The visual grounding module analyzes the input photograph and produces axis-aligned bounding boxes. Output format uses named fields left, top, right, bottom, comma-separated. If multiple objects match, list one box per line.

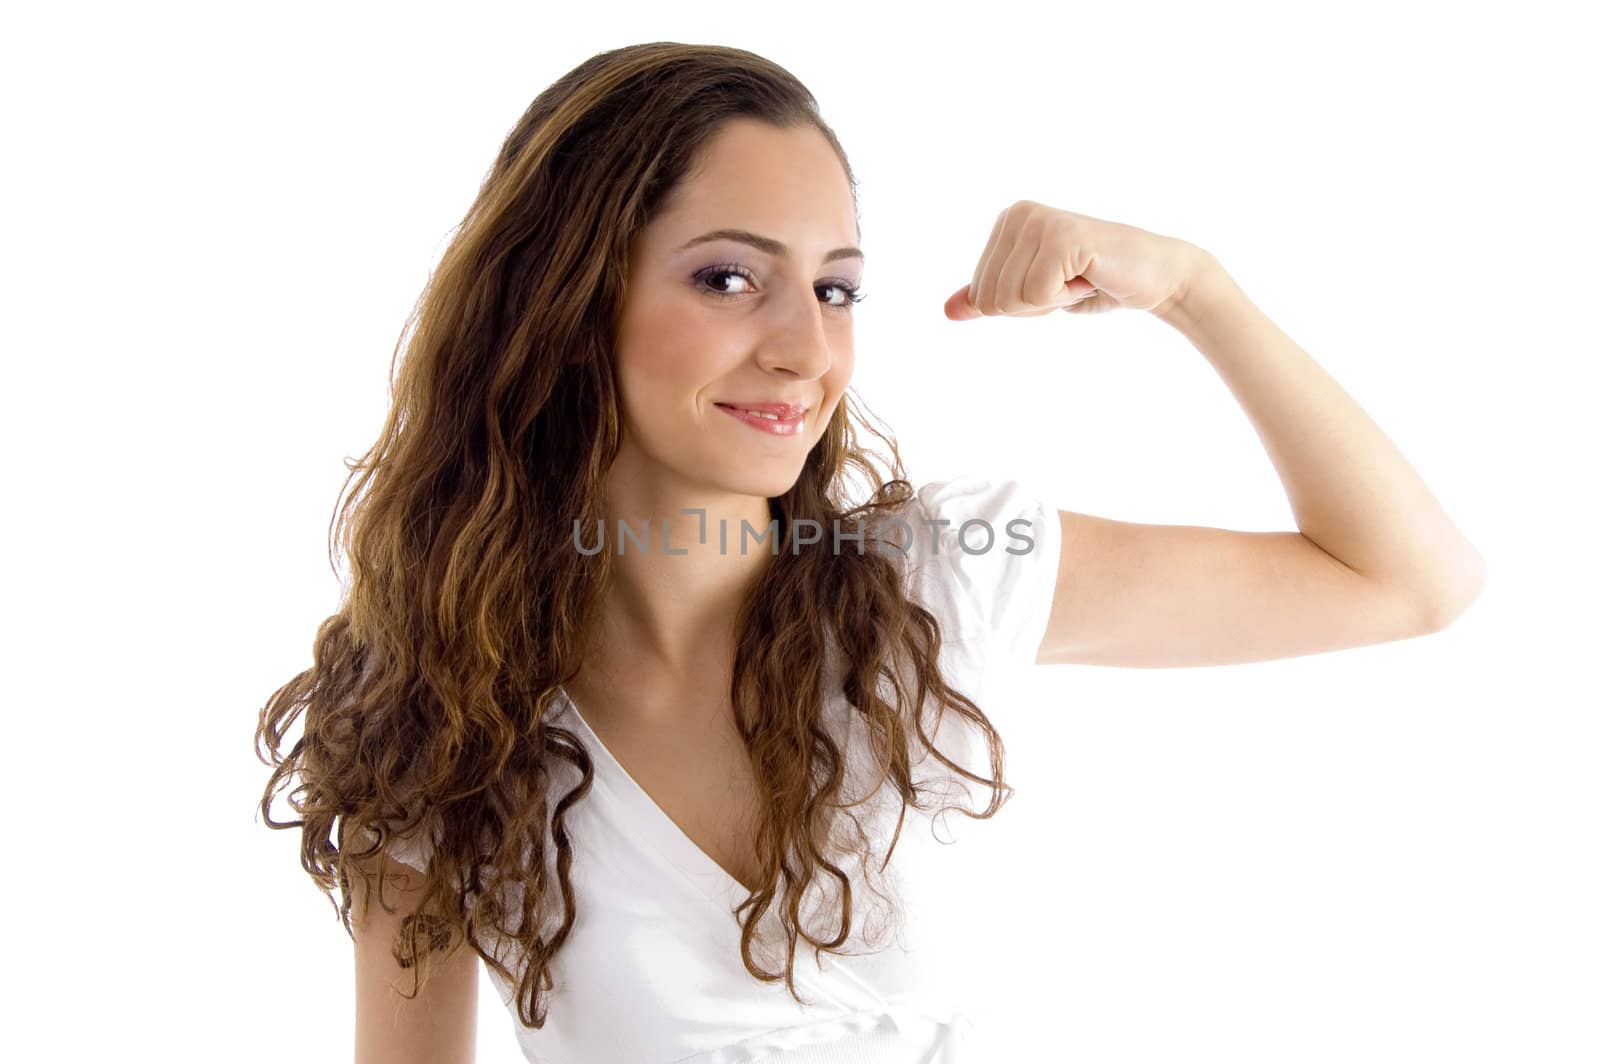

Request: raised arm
left=944, top=201, right=1485, bottom=668
left=1033, top=249, right=1485, bottom=668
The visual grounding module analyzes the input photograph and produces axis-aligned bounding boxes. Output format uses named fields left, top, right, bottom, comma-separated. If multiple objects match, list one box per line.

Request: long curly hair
left=254, top=41, right=1012, bottom=1029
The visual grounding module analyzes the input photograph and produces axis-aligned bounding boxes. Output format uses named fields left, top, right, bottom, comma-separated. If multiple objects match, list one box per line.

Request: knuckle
left=1044, top=211, right=1074, bottom=238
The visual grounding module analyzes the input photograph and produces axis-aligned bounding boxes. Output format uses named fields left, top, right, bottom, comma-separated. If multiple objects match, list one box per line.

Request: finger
left=1062, top=287, right=1113, bottom=314
left=1011, top=216, right=1062, bottom=312
left=995, top=214, right=1050, bottom=315
left=944, top=285, right=981, bottom=320
left=1061, top=276, right=1098, bottom=303
left=970, top=206, right=1019, bottom=316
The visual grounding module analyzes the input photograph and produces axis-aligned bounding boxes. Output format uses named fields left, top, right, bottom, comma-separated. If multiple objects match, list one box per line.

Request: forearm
left=1154, top=249, right=1487, bottom=624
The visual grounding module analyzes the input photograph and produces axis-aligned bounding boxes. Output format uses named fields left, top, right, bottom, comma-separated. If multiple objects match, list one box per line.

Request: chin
left=738, top=471, right=803, bottom=502
left=698, top=460, right=803, bottom=503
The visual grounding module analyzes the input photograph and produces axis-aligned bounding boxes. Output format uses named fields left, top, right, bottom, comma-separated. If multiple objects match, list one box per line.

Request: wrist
left=1151, top=243, right=1233, bottom=335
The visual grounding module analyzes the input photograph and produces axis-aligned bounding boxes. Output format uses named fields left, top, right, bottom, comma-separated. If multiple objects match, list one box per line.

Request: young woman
left=255, top=41, right=1485, bottom=1064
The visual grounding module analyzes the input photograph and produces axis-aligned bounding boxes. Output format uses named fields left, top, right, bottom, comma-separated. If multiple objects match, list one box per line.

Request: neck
left=583, top=461, right=779, bottom=684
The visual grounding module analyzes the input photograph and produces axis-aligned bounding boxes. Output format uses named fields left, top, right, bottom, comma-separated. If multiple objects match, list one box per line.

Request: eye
left=694, top=264, right=867, bottom=313
left=694, top=264, right=758, bottom=299
left=817, top=281, right=867, bottom=310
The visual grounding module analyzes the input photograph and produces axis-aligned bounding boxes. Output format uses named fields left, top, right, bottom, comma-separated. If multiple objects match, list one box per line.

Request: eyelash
left=693, top=263, right=866, bottom=311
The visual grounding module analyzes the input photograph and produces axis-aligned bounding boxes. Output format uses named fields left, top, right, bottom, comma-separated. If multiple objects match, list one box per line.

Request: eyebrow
left=673, top=228, right=864, bottom=266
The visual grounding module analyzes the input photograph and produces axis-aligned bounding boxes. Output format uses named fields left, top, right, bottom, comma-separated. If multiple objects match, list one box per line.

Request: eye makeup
left=690, top=263, right=866, bottom=310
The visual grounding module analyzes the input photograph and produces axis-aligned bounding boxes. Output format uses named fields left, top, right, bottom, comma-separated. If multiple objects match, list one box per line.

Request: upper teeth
left=744, top=409, right=788, bottom=419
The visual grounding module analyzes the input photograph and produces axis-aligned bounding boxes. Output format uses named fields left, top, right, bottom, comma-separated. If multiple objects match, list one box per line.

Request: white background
left=5, top=1, right=1594, bottom=1061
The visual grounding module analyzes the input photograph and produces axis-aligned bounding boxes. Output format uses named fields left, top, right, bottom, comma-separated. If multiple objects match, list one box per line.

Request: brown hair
left=254, top=41, right=1011, bottom=1029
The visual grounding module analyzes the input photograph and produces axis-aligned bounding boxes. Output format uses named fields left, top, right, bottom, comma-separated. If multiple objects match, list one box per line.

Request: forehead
left=645, top=118, right=858, bottom=252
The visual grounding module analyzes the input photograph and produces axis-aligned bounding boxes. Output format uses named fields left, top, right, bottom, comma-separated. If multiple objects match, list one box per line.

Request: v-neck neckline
left=555, top=686, right=756, bottom=906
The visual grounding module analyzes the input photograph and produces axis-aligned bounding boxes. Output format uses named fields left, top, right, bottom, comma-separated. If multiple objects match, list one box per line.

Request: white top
left=381, top=476, right=1062, bottom=1063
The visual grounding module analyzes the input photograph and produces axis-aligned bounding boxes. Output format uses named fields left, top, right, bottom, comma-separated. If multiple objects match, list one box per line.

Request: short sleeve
left=352, top=817, right=435, bottom=874
left=383, top=827, right=434, bottom=874
left=903, top=475, right=1062, bottom=670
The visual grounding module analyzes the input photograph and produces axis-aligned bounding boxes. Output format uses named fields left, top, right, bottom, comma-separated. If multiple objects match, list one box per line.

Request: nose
left=753, top=283, right=835, bottom=381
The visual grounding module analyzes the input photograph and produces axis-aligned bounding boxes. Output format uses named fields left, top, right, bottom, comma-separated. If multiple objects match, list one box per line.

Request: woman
left=255, top=41, right=1485, bottom=1063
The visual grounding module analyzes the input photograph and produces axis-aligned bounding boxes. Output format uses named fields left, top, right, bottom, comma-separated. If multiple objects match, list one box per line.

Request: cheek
left=827, top=344, right=856, bottom=390
left=615, top=314, right=744, bottom=441
left=618, top=301, right=721, bottom=391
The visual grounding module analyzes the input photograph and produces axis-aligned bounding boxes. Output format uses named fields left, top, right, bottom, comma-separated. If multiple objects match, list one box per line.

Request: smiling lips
left=714, top=400, right=809, bottom=437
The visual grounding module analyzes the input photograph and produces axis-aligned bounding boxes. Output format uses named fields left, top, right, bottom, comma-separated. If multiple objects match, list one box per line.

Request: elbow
left=1418, top=549, right=1489, bottom=633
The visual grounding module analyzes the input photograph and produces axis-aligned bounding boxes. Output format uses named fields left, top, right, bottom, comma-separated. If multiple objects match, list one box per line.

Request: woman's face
left=612, top=117, right=861, bottom=502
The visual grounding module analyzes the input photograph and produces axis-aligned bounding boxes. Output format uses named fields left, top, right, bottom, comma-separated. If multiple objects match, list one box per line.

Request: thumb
left=944, top=285, right=982, bottom=321
left=1063, top=291, right=1114, bottom=314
